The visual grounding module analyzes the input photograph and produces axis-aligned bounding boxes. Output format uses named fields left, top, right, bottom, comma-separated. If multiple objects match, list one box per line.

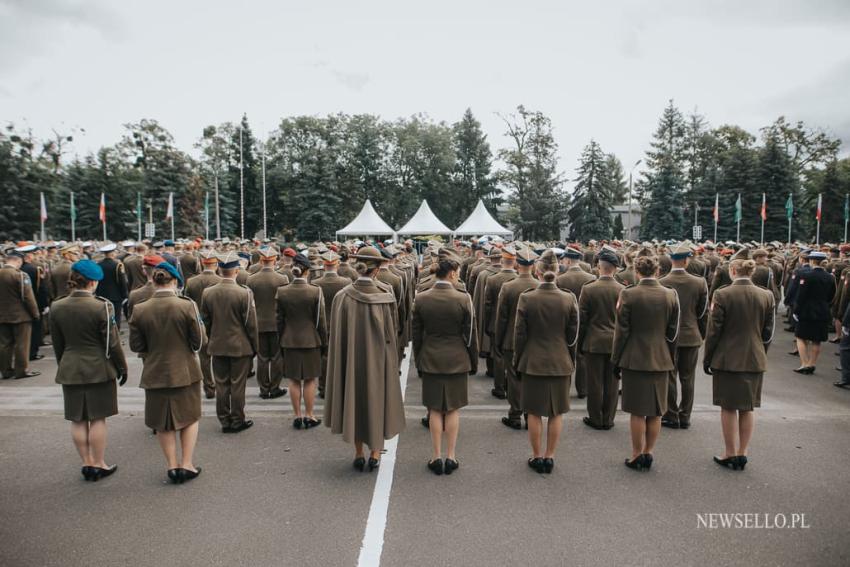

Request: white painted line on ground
left=357, top=344, right=411, bottom=567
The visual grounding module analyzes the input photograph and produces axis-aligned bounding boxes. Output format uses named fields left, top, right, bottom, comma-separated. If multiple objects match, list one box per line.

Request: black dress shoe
left=420, top=416, right=430, bottom=428
left=227, top=420, right=254, bottom=433
left=259, top=392, right=270, bottom=399
left=92, top=464, right=118, bottom=481
left=81, top=466, right=96, bottom=481
left=602, top=423, right=614, bottom=430
left=641, top=453, right=653, bottom=470
left=444, top=459, right=459, bottom=475
left=30, top=354, right=44, bottom=361
left=678, top=422, right=690, bottom=430
left=353, top=457, right=366, bottom=472
left=577, top=394, right=587, bottom=399
left=787, top=350, right=799, bottom=356
left=268, top=387, right=287, bottom=399
left=528, top=457, right=544, bottom=474
left=15, top=370, right=40, bottom=379
left=367, top=457, right=380, bottom=472
left=583, top=417, right=604, bottom=430
left=661, top=418, right=680, bottom=429
left=834, top=381, right=850, bottom=389
left=304, top=417, right=321, bottom=429
left=491, top=389, right=506, bottom=400
left=427, top=459, right=444, bottom=475
left=735, top=455, right=748, bottom=470
left=793, top=366, right=810, bottom=374
left=180, top=467, right=202, bottom=482
left=168, top=469, right=183, bottom=484
left=713, top=455, right=739, bottom=470
left=205, top=392, right=215, bottom=399
left=542, top=458, right=554, bottom=474
left=624, top=455, right=645, bottom=471
left=501, top=417, right=521, bottom=430
left=293, top=417, right=303, bottom=429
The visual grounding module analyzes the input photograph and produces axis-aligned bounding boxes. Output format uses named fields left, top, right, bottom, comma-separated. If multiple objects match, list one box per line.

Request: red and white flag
left=99, top=193, right=106, bottom=223
left=39, top=192, right=48, bottom=222
left=166, top=192, right=174, bottom=220
left=816, top=193, right=823, bottom=222
left=712, top=193, right=719, bottom=223
left=760, top=193, right=767, bottom=221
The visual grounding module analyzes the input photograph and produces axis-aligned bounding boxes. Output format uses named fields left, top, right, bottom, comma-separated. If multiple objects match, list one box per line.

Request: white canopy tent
left=453, top=200, right=513, bottom=237
left=396, top=200, right=453, bottom=235
left=335, top=199, right=396, bottom=239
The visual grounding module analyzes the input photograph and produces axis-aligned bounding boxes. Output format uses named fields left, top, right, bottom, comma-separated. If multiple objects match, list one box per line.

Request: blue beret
left=164, top=239, right=175, bottom=247
left=155, top=261, right=183, bottom=286
left=237, top=252, right=251, bottom=260
left=71, top=259, right=104, bottom=281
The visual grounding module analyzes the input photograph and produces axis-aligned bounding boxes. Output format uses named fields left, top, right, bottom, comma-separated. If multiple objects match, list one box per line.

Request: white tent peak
left=397, top=200, right=452, bottom=235
left=336, top=199, right=395, bottom=236
left=454, top=200, right=512, bottom=236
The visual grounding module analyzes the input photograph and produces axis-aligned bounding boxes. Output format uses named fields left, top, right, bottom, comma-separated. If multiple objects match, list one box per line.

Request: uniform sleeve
left=578, top=288, right=591, bottom=353
left=512, top=295, right=529, bottom=370
left=566, top=295, right=579, bottom=356
left=666, top=291, right=680, bottom=344
left=762, top=293, right=776, bottom=349
left=245, top=291, right=259, bottom=355
left=411, top=299, right=423, bottom=366
left=493, top=289, right=508, bottom=356
left=697, top=280, right=709, bottom=339
left=105, top=302, right=129, bottom=375
left=49, top=309, right=65, bottom=363
left=275, top=288, right=286, bottom=338
left=483, top=280, right=496, bottom=336
left=317, top=289, right=328, bottom=350
left=610, top=290, right=630, bottom=367
left=464, top=295, right=479, bottom=373
left=200, top=289, right=213, bottom=333
left=128, top=308, right=147, bottom=354
left=187, top=300, right=205, bottom=353
left=703, top=293, right=726, bottom=367
left=22, top=273, right=39, bottom=320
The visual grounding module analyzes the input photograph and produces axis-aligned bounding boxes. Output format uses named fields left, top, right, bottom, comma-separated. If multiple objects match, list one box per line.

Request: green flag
left=734, top=194, right=742, bottom=223
left=785, top=194, right=793, bottom=220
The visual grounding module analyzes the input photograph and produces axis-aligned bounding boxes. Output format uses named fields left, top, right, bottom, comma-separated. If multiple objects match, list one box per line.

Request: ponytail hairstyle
left=354, top=259, right=382, bottom=277
left=537, top=250, right=559, bottom=283
left=730, top=258, right=756, bottom=278
left=67, top=271, right=90, bottom=291
left=292, top=255, right=311, bottom=278
left=634, top=256, right=658, bottom=278
left=152, top=267, right=177, bottom=287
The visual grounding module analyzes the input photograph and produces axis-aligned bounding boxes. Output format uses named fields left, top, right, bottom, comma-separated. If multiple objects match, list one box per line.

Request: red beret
left=329, top=244, right=339, bottom=252
left=143, top=254, right=166, bottom=267
left=283, top=248, right=297, bottom=258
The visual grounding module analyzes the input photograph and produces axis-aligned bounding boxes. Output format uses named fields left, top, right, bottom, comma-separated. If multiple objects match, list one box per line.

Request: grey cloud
left=330, top=69, right=370, bottom=91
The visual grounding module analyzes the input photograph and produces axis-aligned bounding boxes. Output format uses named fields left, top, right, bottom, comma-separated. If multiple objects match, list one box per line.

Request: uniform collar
left=567, top=265, right=583, bottom=272
left=638, top=278, right=659, bottom=286
left=434, top=280, right=453, bottom=288
left=539, top=282, right=557, bottom=289
left=732, top=278, right=753, bottom=285
left=517, top=273, right=534, bottom=279
left=70, top=290, right=93, bottom=297
left=292, top=278, right=308, bottom=284
left=670, top=268, right=686, bottom=272
left=153, top=288, right=177, bottom=296
left=500, top=268, right=517, bottom=274
left=598, top=275, right=614, bottom=280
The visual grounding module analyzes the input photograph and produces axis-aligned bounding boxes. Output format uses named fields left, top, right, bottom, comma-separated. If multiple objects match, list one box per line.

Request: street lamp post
left=626, top=159, right=642, bottom=240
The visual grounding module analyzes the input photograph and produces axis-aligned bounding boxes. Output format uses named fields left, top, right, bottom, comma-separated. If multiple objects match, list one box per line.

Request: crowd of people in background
left=0, top=234, right=844, bottom=483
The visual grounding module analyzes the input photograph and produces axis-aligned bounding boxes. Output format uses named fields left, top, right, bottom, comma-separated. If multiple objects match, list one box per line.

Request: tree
left=641, top=101, right=687, bottom=240
left=197, top=124, right=234, bottom=239
left=754, top=132, right=798, bottom=243
left=498, top=106, right=567, bottom=240
left=601, top=154, right=628, bottom=204
left=452, top=108, right=499, bottom=222
left=228, top=114, right=258, bottom=239
left=612, top=213, right=624, bottom=239
left=568, top=140, right=613, bottom=241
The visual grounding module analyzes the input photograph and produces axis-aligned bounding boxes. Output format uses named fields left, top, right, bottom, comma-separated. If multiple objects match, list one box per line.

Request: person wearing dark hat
left=312, top=251, right=352, bottom=398
left=337, top=248, right=357, bottom=281
left=792, top=250, right=835, bottom=374
left=514, top=250, right=579, bottom=474
left=178, top=243, right=202, bottom=281
left=556, top=246, right=596, bottom=399
left=127, top=255, right=164, bottom=319
left=704, top=257, right=775, bottom=471
left=412, top=251, right=477, bottom=475
left=49, top=244, right=81, bottom=300
left=201, top=252, right=259, bottom=433
left=50, top=260, right=128, bottom=481
left=494, top=247, right=539, bottom=429
left=130, top=262, right=205, bottom=483
left=235, top=252, right=251, bottom=285
left=612, top=254, right=680, bottom=471
left=247, top=248, right=290, bottom=401
left=0, top=250, right=41, bottom=379
left=471, top=249, right=502, bottom=379
left=324, top=246, right=404, bottom=472
left=18, top=245, right=49, bottom=361
left=183, top=250, right=222, bottom=398
left=483, top=247, right=518, bottom=399
left=96, top=244, right=129, bottom=330
left=578, top=247, right=624, bottom=430
left=659, top=242, right=708, bottom=430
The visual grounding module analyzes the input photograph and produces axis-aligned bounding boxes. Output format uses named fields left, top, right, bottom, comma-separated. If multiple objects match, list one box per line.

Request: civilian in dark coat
left=793, top=252, right=835, bottom=374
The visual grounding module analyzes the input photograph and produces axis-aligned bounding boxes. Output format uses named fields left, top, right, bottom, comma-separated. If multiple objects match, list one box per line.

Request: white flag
left=40, top=192, right=48, bottom=222
left=166, top=192, right=174, bottom=220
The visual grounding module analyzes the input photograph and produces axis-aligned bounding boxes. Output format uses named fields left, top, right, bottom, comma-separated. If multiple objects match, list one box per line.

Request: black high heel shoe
left=444, top=459, right=459, bottom=475
left=91, top=464, right=118, bottom=482
left=293, top=417, right=303, bottom=429
left=624, top=455, right=645, bottom=471
left=180, top=467, right=202, bottom=483
left=168, top=469, right=183, bottom=484
left=641, top=454, right=653, bottom=470
left=427, top=459, right=444, bottom=475
left=81, top=466, right=95, bottom=481
left=735, top=455, right=748, bottom=470
left=542, top=458, right=554, bottom=474
left=367, top=457, right=380, bottom=472
left=353, top=457, right=366, bottom=472
left=528, top=457, right=544, bottom=473
left=713, top=456, right=739, bottom=470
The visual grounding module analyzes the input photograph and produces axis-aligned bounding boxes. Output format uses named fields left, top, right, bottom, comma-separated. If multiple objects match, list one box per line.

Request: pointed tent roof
left=454, top=200, right=513, bottom=236
left=336, top=199, right=395, bottom=236
left=396, top=200, right=453, bottom=235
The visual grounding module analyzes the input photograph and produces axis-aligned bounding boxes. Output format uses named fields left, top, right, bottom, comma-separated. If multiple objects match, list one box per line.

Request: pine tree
left=568, top=140, right=613, bottom=241
left=641, top=101, right=687, bottom=240
left=601, top=154, right=628, bottom=204
left=452, top=108, right=498, bottom=222
left=754, top=132, right=798, bottom=243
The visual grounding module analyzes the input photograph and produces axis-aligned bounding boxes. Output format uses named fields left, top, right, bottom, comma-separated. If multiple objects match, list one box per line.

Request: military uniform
left=483, top=256, right=518, bottom=398
left=183, top=262, right=222, bottom=398
left=20, top=251, right=49, bottom=360
left=247, top=260, right=290, bottom=398
left=96, top=245, right=129, bottom=328
left=312, top=257, right=352, bottom=395
left=556, top=262, right=596, bottom=398
left=0, top=260, right=40, bottom=378
left=201, top=254, right=259, bottom=432
left=123, top=253, right=147, bottom=291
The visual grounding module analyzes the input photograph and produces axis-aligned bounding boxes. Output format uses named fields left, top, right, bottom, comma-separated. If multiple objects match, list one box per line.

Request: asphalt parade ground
left=1, top=323, right=849, bottom=567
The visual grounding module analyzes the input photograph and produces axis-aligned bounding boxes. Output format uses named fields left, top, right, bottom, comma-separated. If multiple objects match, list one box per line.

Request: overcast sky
left=2, top=0, right=849, bottom=187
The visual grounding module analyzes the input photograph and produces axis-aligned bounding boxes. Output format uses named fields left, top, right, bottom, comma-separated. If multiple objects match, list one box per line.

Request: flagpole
left=760, top=193, right=765, bottom=246
left=170, top=193, right=175, bottom=241
left=39, top=192, right=46, bottom=241
left=70, top=191, right=76, bottom=242
left=713, top=193, right=718, bottom=242
left=844, top=193, right=848, bottom=243
left=137, top=192, right=142, bottom=242
left=239, top=123, right=244, bottom=240
left=214, top=170, right=221, bottom=240
left=736, top=193, right=741, bottom=243
left=816, top=193, right=822, bottom=246
left=205, top=191, right=210, bottom=241
left=262, top=137, right=267, bottom=239
left=786, top=192, right=793, bottom=246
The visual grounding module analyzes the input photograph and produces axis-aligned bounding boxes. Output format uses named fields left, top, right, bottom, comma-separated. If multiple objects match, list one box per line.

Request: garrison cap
left=516, top=247, right=539, bottom=266
left=258, top=247, right=279, bottom=259
left=199, top=250, right=219, bottom=264
left=669, top=241, right=693, bottom=260
left=60, top=244, right=81, bottom=255
left=71, top=259, right=103, bottom=281
left=564, top=247, right=583, bottom=260
left=217, top=251, right=242, bottom=269
left=596, top=246, right=620, bottom=267
left=321, top=251, right=341, bottom=265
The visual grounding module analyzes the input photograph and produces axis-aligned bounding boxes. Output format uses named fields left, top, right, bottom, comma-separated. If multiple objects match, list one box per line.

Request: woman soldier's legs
left=720, top=409, right=738, bottom=458
left=87, top=419, right=109, bottom=468
left=629, top=415, right=660, bottom=458
left=289, top=379, right=303, bottom=417
left=737, top=410, right=754, bottom=456
left=544, top=415, right=563, bottom=458
left=157, top=431, right=179, bottom=469
left=444, top=410, right=459, bottom=461
left=644, top=416, right=661, bottom=455
left=429, top=411, right=444, bottom=460
left=179, top=421, right=199, bottom=471
left=303, top=378, right=317, bottom=419
left=527, top=414, right=543, bottom=457
left=71, top=421, right=94, bottom=466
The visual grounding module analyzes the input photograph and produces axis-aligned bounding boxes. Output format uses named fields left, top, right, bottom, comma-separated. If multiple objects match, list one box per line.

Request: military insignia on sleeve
left=800, top=279, right=805, bottom=285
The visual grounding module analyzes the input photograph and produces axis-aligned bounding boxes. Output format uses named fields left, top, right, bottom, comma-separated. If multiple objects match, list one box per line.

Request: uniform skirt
left=521, top=374, right=570, bottom=417
left=712, top=371, right=762, bottom=411
left=144, top=381, right=201, bottom=431
left=62, top=380, right=118, bottom=422
left=621, top=370, right=667, bottom=417
left=421, top=372, right=468, bottom=412
left=794, top=319, right=829, bottom=342
left=283, top=347, right=322, bottom=380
